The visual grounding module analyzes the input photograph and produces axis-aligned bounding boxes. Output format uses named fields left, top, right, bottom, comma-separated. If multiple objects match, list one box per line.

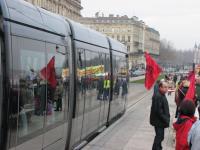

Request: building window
left=122, top=35, right=125, bottom=42
left=128, top=36, right=131, bottom=42
left=127, top=45, right=130, bottom=52
left=112, top=28, right=115, bottom=32
left=117, top=35, right=120, bottom=41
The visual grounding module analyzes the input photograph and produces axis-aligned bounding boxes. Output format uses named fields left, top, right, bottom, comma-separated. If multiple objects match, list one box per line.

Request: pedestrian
left=173, top=100, right=197, bottom=150
left=174, top=79, right=189, bottom=118
left=103, top=76, right=110, bottom=100
left=188, top=105, right=200, bottom=150
left=114, top=78, right=121, bottom=96
left=122, top=78, right=128, bottom=97
left=173, top=74, right=178, bottom=85
left=97, top=77, right=104, bottom=100
left=150, top=81, right=170, bottom=150
left=54, top=81, right=63, bottom=111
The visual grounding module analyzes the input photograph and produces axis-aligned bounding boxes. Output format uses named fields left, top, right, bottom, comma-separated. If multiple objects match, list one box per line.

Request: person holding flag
left=39, top=56, right=57, bottom=115
left=173, top=69, right=197, bottom=150
left=145, top=52, right=170, bottom=150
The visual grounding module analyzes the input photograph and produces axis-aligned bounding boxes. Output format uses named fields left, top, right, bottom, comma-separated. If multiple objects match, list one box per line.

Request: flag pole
left=193, top=63, right=195, bottom=72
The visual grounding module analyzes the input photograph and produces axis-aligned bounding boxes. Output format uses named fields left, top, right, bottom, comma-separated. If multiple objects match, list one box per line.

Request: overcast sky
left=81, top=0, right=200, bottom=50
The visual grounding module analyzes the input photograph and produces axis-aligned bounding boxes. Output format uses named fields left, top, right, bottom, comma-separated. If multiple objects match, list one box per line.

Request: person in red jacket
left=173, top=100, right=197, bottom=150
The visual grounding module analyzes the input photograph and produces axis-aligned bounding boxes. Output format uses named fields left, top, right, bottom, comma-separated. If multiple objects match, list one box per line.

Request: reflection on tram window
left=113, top=55, right=128, bottom=98
left=46, top=44, right=68, bottom=126
left=15, top=43, right=68, bottom=138
left=18, top=49, right=45, bottom=137
left=76, top=49, right=111, bottom=116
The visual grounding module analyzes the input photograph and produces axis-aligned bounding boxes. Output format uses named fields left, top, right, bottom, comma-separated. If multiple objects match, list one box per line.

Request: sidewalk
left=129, top=76, right=145, bottom=82
left=83, top=92, right=176, bottom=150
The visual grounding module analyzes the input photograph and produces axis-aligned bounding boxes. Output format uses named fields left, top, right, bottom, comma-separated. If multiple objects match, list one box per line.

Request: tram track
left=127, top=90, right=153, bottom=112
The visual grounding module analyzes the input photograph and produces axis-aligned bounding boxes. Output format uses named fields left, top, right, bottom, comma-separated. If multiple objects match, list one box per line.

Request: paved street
left=83, top=84, right=176, bottom=150
left=129, top=76, right=145, bottom=82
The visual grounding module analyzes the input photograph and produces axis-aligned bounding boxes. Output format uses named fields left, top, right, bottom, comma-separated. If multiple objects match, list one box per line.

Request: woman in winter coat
left=173, top=100, right=197, bottom=150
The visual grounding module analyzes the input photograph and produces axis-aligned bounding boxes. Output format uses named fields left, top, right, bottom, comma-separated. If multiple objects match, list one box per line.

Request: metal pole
left=193, top=63, right=195, bottom=72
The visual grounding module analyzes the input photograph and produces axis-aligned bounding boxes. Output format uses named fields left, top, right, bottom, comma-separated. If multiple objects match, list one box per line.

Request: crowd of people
left=150, top=73, right=200, bottom=150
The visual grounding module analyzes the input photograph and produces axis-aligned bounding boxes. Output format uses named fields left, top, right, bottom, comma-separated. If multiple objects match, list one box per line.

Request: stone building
left=24, top=0, right=83, bottom=20
left=80, top=13, right=160, bottom=69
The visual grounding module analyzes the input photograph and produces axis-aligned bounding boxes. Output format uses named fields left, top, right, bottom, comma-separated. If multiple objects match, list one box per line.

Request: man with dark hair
left=150, top=81, right=170, bottom=150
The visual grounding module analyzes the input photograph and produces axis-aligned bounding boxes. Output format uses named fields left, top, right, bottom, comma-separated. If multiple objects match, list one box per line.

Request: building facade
left=25, top=0, right=82, bottom=20
left=80, top=14, right=160, bottom=69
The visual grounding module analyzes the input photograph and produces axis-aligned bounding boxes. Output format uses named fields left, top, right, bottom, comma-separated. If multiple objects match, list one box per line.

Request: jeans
left=152, top=127, right=164, bottom=150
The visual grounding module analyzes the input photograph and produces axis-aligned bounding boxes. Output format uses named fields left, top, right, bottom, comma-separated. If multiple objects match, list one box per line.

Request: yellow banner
left=78, top=65, right=104, bottom=77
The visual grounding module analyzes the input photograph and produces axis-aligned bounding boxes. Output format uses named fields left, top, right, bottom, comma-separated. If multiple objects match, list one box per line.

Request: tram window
left=84, top=50, right=103, bottom=91
left=11, top=37, right=69, bottom=144
left=46, top=43, right=68, bottom=126
left=113, top=55, right=128, bottom=96
left=18, top=49, right=46, bottom=138
left=10, top=37, right=46, bottom=140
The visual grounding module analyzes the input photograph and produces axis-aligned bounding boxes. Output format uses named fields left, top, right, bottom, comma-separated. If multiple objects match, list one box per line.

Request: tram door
left=43, top=42, right=69, bottom=149
left=109, top=53, right=128, bottom=121
left=70, top=47, right=110, bottom=148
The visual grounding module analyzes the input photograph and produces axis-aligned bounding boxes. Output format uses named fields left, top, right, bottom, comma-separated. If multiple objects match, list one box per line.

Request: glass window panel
left=9, top=37, right=46, bottom=146
left=18, top=46, right=46, bottom=138
left=46, top=44, right=68, bottom=126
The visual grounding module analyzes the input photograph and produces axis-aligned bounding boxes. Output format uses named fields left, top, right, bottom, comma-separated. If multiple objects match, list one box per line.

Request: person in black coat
left=150, top=81, right=170, bottom=150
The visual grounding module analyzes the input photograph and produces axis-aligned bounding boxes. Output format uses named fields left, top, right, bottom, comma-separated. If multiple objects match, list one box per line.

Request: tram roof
left=1, top=0, right=126, bottom=51
left=1, top=0, right=71, bottom=37
left=108, top=37, right=127, bottom=54
left=66, top=19, right=109, bottom=49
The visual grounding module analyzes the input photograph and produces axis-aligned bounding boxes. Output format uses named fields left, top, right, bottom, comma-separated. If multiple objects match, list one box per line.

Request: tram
left=0, top=0, right=128, bottom=149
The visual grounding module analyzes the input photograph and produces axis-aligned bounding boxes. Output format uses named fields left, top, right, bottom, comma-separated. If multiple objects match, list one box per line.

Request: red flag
left=144, top=52, right=162, bottom=90
left=40, top=56, right=57, bottom=88
left=185, top=71, right=195, bottom=101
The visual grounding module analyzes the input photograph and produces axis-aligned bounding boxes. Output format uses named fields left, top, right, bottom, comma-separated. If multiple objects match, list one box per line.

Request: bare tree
left=159, top=39, right=193, bottom=67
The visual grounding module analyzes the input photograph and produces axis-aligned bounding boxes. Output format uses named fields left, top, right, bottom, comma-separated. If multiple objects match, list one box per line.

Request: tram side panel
left=70, top=40, right=111, bottom=148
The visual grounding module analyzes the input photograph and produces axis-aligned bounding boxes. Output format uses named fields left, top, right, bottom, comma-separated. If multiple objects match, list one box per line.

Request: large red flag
left=145, top=52, right=162, bottom=90
left=40, top=56, right=57, bottom=88
left=185, top=71, right=195, bottom=101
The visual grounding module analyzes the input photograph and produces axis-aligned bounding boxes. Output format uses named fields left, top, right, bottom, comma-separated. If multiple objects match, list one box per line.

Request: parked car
left=131, top=70, right=145, bottom=77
